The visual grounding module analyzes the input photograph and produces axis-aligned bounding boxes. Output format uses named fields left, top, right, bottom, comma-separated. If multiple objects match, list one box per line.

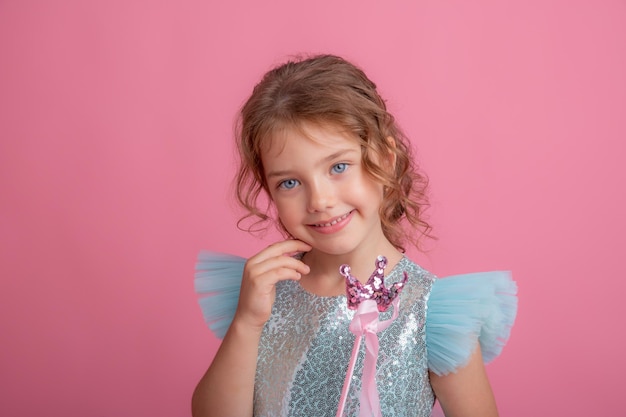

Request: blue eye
left=332, top=163, right=348, bottom=174
left=279, top=179, right=300, bottom=190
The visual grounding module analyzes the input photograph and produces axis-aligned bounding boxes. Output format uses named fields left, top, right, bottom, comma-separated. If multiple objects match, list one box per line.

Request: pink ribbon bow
left=335, top=297, right=400, bottom=417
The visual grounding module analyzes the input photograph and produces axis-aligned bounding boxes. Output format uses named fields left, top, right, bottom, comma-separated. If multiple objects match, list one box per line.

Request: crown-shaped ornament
left=340, top=255, right=408, bottom=312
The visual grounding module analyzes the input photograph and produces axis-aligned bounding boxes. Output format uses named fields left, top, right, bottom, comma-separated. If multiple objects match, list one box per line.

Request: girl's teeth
left=317, top=212, right=349, bottom=227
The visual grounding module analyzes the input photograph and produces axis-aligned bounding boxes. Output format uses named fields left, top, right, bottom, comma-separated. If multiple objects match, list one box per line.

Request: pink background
left=1, top=1, right=624, bottom=416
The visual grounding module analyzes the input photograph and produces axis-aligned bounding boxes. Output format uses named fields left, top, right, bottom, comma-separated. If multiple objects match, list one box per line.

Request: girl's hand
left=234, top=239, right=311, bottom=331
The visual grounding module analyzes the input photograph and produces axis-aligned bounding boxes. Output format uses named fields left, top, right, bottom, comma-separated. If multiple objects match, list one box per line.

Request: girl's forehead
left=263, top=121, right=359, bottom=154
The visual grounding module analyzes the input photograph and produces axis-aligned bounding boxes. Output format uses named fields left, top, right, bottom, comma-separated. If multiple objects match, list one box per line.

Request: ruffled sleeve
left=194, top=251, right=245, bottom=339
left=425, top=271, right=517, bottom=376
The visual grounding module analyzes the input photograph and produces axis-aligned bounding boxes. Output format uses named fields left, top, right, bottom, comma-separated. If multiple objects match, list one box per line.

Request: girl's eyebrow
left=266, top=148, right=358, bottom=179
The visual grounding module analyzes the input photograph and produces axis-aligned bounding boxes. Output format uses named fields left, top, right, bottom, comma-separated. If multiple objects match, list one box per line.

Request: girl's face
left=261, top=123, right=390, bottom=258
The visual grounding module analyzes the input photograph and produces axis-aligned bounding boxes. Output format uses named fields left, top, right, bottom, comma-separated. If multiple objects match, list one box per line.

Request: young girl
left=192, top=55, right=517, bottom=417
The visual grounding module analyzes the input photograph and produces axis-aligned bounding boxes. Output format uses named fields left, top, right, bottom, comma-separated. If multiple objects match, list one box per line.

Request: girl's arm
left=191, top=240, right=311, bottom=417
left=192, top=318, right=261, bottom=417
left=429, top=345, right=499, bottom=417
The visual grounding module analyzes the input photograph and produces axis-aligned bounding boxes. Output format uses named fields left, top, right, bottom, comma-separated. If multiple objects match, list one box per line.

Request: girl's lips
left=307, top=210, right=353, bottom=234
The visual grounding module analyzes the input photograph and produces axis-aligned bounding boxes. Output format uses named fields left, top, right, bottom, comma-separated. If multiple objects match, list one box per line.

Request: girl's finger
left=249, top=239, right=312, bottom=265
left=247, top=253, right=310, bottom=280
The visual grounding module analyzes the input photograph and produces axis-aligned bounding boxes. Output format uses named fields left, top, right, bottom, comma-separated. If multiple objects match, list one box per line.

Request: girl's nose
left=307, top=180, right=335, bottom=213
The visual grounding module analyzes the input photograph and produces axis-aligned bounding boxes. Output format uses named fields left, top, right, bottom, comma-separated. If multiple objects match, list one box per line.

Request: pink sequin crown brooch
left=339, top=255, right=408, bottom=312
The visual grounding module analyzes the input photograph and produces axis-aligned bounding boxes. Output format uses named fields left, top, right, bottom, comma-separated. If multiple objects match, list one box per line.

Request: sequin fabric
left=254, top=257, right=436, bottom=417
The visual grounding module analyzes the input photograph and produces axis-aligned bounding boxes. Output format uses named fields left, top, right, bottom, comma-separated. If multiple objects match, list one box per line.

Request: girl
left=192, top=55, right=517, bottom=417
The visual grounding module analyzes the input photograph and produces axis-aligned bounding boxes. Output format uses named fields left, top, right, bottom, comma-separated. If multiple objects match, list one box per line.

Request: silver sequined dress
left=254, top=257, right=435, bottom=417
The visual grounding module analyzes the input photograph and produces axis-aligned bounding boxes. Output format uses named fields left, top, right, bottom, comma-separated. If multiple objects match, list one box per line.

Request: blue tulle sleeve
left=425, top=271, right=518, bottom=376
left=194, top=251, right=245, bottom=339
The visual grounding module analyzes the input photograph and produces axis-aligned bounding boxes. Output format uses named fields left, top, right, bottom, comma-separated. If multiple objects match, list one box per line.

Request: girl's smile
left=307, top=210, right=354, bottom=234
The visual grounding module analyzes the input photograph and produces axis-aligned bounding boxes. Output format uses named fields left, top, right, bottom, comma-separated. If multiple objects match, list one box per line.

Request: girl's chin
left=303, top=242, right=360, bottom=258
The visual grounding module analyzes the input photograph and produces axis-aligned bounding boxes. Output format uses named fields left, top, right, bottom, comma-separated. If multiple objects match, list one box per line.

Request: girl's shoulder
left=423, top=269, right=518, bottom=375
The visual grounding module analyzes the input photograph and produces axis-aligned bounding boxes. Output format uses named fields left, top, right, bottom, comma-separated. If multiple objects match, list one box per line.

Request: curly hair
left=234, top=54, right=432, bottom=252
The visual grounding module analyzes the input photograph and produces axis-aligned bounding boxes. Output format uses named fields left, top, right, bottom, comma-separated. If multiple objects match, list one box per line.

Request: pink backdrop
left=1, top=1, right=624, bottom=416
